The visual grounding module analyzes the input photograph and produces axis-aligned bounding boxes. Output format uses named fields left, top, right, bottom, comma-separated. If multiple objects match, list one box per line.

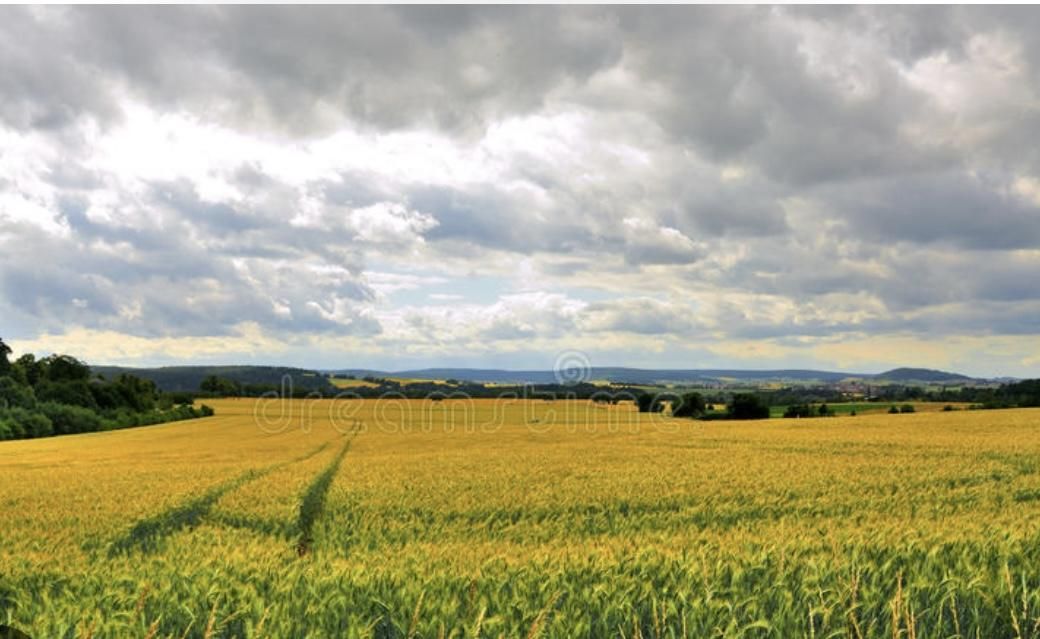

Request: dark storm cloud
left=0, top=6, right=1033, bottom=163
left=669, top=182, right=790, bottom=239
left=0, top=6, right=622, bottom=135
left=823, top=172, right=1040, bottom=250
left=612, top=6, right=954, bottom=186
left=3, top=5, right=1040, bottom=364
left=700, top=229, right=1040, bottom=313
left=786, top=6, right=970, bottom=64
left=2, top=5, right=1035, bottom=188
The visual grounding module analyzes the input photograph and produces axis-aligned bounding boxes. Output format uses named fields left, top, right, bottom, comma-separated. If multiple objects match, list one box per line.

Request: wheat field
left=3, top=399, right=1040, bottom=637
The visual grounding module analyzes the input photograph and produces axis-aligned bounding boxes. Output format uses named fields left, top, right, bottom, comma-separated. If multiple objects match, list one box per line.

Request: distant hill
left=590, top=367, right=854, bottom=384
left=90, top=364, right=978, bottom=393
left=327, top=367, right=889, bottom=385
left=326, top=366, right=985, bottom=386
left=873, top=367, right=974, bottom=383
left=92, top=365, right=335, bottom=392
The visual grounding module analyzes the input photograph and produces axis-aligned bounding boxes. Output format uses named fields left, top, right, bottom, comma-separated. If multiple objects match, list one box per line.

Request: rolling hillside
left=325, top=366, right=982, bottom=385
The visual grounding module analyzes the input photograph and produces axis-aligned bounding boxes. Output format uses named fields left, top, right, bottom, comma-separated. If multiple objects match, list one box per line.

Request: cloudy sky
left=2, top=6, right=1039, bottom=376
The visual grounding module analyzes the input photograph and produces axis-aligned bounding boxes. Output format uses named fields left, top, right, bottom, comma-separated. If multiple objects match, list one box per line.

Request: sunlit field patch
left=3, top=399, right=1040, bottom=637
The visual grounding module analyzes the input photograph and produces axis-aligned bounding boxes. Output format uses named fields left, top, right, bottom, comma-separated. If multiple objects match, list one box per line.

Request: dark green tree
left=727, top=393, right=770, bottom=420
left=42, top=354, right=91, bottom=382
left=0, top=407, right=51, bottom=439
left=783, top=403, right=813, bottom=418
left=36, top=379, right=98, bottom=409
left=671, top=392, right=706, bottom=418
left=636, top=392, right=665, bottom=413
left=0, top=337, right=11, bottom=374
left=12, top=354, right=42, bottom=386
left=113, top=374, right=158, bottom=412
left=200, top=375, right=242, bottom=397
left=0, top=376, right=36, bottom=409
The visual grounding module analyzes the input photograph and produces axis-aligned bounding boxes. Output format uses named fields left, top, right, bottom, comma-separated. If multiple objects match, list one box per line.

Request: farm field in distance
left=765, top=401, right=973, bottom=418
left=329, top=377, right=453, bottom=389
left=4, top=399, right=1040, bottom=637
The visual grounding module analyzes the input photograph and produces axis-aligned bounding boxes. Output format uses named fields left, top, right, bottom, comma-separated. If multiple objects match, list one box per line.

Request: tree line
left=183, top=370, right=1040, bottom=423
left=927, top=379, right=1040, bottom=408
left=0, top=337, right=213, bottom=441
left=193, top=374, right=778, bottom=420
left=632, top=391, right=771, bottom=420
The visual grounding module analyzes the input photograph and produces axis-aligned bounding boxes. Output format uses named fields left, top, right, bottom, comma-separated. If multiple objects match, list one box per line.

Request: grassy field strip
left=296, top=425, right=360, bottom=556
left=109, top=442, right=330, bottom=555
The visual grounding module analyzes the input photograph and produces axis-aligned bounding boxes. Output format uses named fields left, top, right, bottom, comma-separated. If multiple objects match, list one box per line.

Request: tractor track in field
left=108, top=441, right=332, bottom=556
left=295, top=424, right=361, bottom=557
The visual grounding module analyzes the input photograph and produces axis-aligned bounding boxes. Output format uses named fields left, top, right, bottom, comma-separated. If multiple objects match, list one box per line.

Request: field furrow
left=108, top=441, right=331, bottom=555
left=296, top=428, right=359, bottom=556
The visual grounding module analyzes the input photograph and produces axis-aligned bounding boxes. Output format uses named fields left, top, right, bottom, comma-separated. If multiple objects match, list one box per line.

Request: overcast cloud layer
left=2, top=6, right=1039, bottom=376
